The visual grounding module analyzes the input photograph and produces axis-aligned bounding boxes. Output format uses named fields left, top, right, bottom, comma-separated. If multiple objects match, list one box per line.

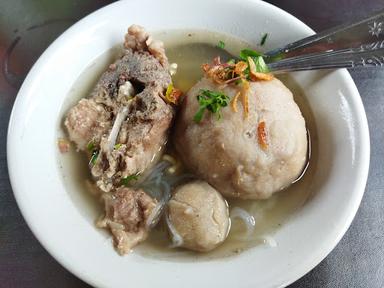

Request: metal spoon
left=266, top=9, right=384, bottom=73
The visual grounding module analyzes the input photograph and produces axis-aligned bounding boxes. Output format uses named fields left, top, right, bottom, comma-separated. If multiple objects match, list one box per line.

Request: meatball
left=167, top=181, right=230, bottom=252
left=174, top=77, right=307, bottom=199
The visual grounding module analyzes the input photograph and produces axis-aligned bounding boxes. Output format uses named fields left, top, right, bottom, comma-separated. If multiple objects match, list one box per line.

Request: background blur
left=1, top=1, right=383, bottom=287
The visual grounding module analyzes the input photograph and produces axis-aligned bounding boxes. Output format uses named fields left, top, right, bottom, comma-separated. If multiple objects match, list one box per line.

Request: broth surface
left=57, top=29, right=318, bottom=260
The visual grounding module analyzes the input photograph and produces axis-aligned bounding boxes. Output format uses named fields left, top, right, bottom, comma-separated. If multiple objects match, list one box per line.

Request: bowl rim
left=7, top=0, right=370, bottom=287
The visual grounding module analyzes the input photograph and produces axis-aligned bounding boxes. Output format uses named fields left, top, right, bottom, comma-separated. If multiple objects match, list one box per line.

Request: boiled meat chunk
left=65, top=25, right=173, bottom=192
left=97, top=187, right=157, bottom=255
left=64, top=99, right=111, bottom=151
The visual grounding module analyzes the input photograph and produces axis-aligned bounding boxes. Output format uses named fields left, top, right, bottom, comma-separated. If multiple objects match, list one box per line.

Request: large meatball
left=167, top=181, right=230, bottom=252
left=174, top=77, right=307, bottom=199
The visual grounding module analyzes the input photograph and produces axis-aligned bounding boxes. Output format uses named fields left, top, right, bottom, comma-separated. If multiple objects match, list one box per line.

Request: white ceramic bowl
left=7, top=0, right=370, bottom=287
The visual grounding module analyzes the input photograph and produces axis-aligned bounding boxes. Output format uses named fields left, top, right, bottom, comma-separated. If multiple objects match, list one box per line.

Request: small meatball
left=97, top=187, right=157, bottom=255
left=64, top=99, right=111, bottom=150
left=167, top=181, right=230, bottom=252
left=174, top=77, right=307, bottom=199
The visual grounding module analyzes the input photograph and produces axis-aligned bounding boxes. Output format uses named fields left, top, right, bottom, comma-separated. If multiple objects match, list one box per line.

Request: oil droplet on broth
left=57, top=29, right=318, bottom=261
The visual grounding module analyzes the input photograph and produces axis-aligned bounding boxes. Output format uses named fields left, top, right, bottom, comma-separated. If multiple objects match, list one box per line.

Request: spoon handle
left=268, top=47, right=384, bottom=73
left=265, top=9, right=384, bottom=60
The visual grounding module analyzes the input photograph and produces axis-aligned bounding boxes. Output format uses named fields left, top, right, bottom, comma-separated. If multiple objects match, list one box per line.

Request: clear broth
left=57, top=29, right=318, bottom=260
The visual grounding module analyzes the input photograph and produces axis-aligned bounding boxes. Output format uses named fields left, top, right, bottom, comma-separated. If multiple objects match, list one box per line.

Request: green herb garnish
left=89, top=150, right=99, bottom=165
left=239, top=49, right=269, bottom=76
left=120, top=173, right=140, bottom=186
left=114, top=143, right=122, bottom=150
left=193, top=89, right=230, bottom=123
left=239, top=49, right=263, bottom=61
left=254, top=56, right=270, bottom=73
left=217, top=40, right=225, bottom=49
left=227, top=58, right=236, bottom=65
left=87, top=141, right=95, bottom=152
left=260, top=33, right=268, bottom=46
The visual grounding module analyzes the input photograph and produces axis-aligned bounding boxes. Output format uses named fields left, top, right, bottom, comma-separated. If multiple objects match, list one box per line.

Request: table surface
left=1, top=1, right=383, bottom=287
